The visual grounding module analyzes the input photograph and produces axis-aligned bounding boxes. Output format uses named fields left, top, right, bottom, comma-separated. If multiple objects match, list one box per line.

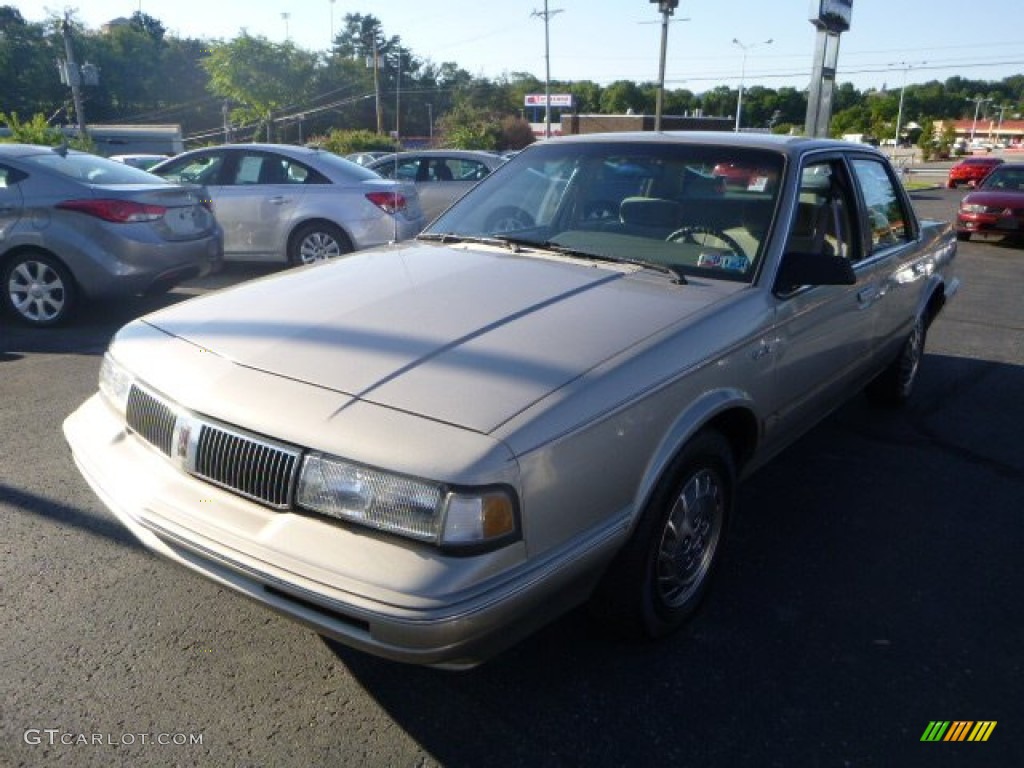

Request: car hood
left=962, top=189, right=1024, bottom=207
left=140, top=242, right=741, bottom=433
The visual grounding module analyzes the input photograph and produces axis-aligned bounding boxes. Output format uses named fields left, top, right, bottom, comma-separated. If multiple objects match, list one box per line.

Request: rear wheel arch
left=286, top=219, right=354, bottom=266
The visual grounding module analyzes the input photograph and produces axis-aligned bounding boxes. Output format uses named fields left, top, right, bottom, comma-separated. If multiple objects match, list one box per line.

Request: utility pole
left=650, top=0, right=679, bottom=131
left=369, top=37, right=383, bottom=135
left=60, top=14, right=88, bottom=139
left=531, top=2, right=563, bottom=139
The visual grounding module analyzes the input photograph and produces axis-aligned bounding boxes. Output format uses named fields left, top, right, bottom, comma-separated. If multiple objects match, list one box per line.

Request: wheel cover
left=897, top=318, right=925, bottom=397
left=8, top=260, right=66, bottom=323
left=297, top=231, right=342, bottom=264
left=655, top=468, right=724, bottom=608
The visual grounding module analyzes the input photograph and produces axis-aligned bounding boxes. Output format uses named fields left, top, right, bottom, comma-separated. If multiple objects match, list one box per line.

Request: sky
left=11, top=0, right=1024, bottom=94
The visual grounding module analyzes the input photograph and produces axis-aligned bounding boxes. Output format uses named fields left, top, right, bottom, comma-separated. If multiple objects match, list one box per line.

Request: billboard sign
left=810, top=0, right=852, bottom=33
left=524, top=93, right=574, bottom=108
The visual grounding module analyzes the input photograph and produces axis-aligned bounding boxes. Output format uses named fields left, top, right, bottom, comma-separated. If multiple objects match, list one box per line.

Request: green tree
left=436, top=102, right=500, bottom=149
left=600, top=80, right=646, bottom=114
left=203, top=34, right=318, bottom=141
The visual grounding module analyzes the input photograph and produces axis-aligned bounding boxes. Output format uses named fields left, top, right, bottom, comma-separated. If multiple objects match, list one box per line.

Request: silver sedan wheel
left=655, top=467, right=725, bottom=609
left=6, top=257, right=70, bottom=325
left=289, top=222, right=352, bottom=266
left=297, top=231, right=343, bottom=264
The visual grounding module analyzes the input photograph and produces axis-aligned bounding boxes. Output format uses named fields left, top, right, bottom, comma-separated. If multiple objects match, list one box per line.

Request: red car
left=712, top=162, right=778, bottom=191
left=947, top=156, right=1004, bottom=188
left=956, top=162, right=1024, bottom=241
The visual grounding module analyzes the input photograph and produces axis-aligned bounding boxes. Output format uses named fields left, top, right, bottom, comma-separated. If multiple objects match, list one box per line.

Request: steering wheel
left=485, top=206, right=535, bottom=233
left=666, top=225, right=746, bottom=258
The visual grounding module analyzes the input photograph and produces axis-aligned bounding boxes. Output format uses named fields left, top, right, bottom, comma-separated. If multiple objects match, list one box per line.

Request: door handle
left=857, top=286, right=879, bottom=306
left=267, top=196, right=288, bottom=205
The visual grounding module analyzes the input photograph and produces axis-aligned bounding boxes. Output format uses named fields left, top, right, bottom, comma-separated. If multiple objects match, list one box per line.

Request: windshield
left=979, top=166, right=1024, bottom=191
left=423, top=140, right=785, bottom=283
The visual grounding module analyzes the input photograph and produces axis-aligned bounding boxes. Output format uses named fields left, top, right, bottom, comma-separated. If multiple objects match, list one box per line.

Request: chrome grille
left=193, top=424, right=300, bottom=509
left=124, top=383, right=301, bottom=510
left=126, top=385, right=176, bottom=456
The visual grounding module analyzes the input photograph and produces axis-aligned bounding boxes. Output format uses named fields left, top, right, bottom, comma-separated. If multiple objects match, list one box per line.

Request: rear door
left=210, top=150, right=307, bottom=260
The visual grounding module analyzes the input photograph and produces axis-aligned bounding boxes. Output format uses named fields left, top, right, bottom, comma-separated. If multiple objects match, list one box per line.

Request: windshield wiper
left=418, top=232, right=523, bottom=251
left=493, top=236, right=687, bottom=284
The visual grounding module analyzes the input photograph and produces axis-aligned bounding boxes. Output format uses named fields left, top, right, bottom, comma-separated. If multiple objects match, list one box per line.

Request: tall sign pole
left=804, top=0, right=852, bottom=138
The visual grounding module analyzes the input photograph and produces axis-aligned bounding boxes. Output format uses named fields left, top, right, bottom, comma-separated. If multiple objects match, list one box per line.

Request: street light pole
left=967, top=96, right=993, bottom=142
left=732, top=37, right=772, bottom=132
left=891, top=60, right=925, bottom=150
left=531, top=2, right=563, bottom=139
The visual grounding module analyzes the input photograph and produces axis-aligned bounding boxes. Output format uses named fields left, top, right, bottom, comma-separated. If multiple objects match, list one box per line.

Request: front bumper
left=956, top=213, right=1024, bottom=237
left=63, top=394, right=616, bottom=667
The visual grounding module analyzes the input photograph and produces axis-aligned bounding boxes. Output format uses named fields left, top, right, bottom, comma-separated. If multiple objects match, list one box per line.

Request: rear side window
left=850, top=158, right=912, bottom=254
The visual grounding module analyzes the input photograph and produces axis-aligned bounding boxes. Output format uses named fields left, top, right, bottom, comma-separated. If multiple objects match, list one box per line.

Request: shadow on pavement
left=327, top=354, right=1023, bottom=767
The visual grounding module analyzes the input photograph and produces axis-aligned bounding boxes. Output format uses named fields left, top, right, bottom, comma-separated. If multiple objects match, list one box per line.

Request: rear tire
left=592, top=430, right=734, bottom=639
left=288, top=222, right=352, bottom=266
left=866, top=313, right=927, bottom=407
left=2, top=251, right=77, bottom=327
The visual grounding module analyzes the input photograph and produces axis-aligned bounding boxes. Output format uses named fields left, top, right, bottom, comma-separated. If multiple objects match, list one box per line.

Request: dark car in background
left=946, top=155, right=1003, bottom=188
left=956, top=162, right=1024, bottom=242
left=0, top=144, right=222, bottom=327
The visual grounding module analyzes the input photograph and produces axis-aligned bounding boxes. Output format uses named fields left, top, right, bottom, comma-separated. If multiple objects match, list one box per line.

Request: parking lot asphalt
left=1, top=187, right=1021, bottom=767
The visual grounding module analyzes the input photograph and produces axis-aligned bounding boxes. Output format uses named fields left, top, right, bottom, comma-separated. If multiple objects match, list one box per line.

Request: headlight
left=296, top=452, right=518, bottom=549
left=960, top=203, right=997, bottom=214
left=98, top=352, right=134, bottom=416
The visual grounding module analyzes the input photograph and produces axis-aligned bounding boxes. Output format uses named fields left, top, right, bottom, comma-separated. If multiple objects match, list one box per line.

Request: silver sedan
left=368, top=149, right=506, bottom=223
left=151, top=144, right=426, bottom=265
left=1, top=144, right=222, bottom=327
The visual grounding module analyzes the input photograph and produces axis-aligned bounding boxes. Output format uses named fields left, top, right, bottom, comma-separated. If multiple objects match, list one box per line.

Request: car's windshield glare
left=424, top=142, right=785, bottom=283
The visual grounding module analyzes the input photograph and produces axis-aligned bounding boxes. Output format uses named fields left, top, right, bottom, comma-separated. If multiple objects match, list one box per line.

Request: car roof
left=535, top=131, right=880, bottom=160
left=0, top=143, right=87, bottom=158
left=175, top=143, right=335, bottom=160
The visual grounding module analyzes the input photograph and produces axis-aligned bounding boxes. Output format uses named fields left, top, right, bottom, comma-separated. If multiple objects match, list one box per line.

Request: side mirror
left=774, top=251, right=856, bottom=294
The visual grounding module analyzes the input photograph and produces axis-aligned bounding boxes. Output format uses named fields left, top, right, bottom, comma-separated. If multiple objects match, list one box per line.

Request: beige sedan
left=65, top=133, right=959, bottom=667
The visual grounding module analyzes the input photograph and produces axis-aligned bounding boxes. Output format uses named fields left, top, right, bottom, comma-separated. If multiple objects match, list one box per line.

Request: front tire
left=288, top=222, right=352, bottom=266
left=2, top=251, right=77, bottom=327
left=593, top=430, right=734, bottom=639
